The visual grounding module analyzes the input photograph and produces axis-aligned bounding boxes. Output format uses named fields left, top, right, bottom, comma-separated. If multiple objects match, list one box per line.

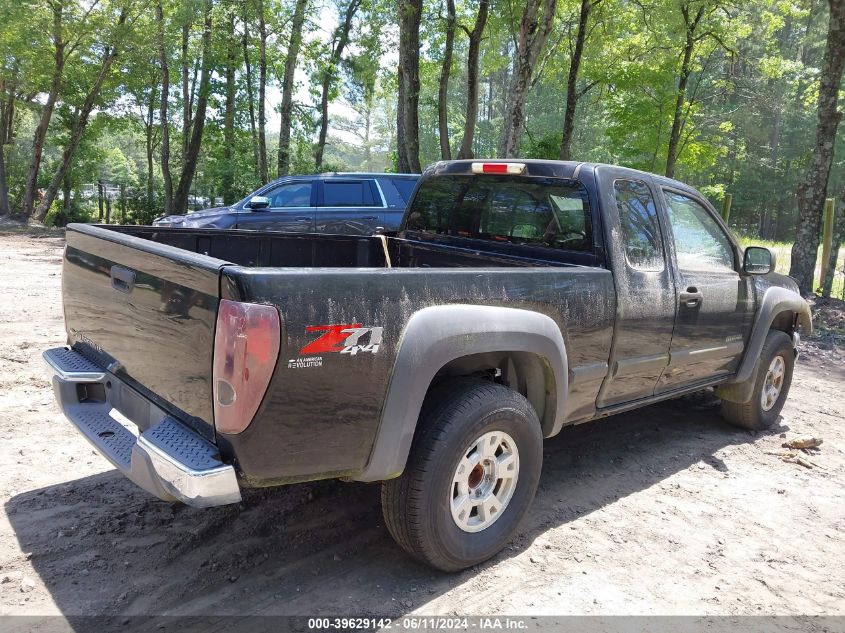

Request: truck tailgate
left=62, top=224, right=229, bottom=434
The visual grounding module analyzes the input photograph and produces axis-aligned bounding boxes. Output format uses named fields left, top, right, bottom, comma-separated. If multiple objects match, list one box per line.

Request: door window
left=663, top=191, right=734, bottom=272
left=265, top=182, right=312, bottom=208
left=614, top=179, right=664, bottom=271
left=323, top=181, right=378, bottom=207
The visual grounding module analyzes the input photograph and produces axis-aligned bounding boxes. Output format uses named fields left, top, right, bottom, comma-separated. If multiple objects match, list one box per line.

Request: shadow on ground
left=5, top=391, right=785, bottom=630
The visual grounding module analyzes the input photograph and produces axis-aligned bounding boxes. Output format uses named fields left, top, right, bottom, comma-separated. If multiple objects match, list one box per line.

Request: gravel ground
left=0, top=229, right=843, bottom=625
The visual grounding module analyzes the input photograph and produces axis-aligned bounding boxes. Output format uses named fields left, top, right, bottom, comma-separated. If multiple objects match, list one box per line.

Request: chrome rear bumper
left=43, top=347, right=241, bottom=508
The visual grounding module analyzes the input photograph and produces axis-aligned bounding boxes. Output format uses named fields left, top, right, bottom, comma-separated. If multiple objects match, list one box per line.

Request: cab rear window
left=404, top=175, right=592, bottom=253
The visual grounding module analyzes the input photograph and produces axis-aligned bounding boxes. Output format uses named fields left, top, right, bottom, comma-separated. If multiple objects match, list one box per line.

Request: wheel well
left=770, top=310, right=796, bottom=335
left=430, top=352, right=558, bottom=436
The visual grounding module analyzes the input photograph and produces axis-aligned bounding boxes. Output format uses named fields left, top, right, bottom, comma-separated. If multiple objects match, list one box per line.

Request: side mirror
left=247, top=196, right=270, bottom=210
left=743, top=246, right=775, bottom=275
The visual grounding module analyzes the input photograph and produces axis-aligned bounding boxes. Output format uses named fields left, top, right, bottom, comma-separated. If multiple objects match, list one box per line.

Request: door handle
left=680, top=286, right=703, bottom=308
left=361, top=215, right=378, bottom=221
left=294, top=217, right=310, bottom=221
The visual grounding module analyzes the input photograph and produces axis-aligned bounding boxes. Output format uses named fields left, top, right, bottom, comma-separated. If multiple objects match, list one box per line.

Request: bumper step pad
left=43, top=347, right=241, bottom=507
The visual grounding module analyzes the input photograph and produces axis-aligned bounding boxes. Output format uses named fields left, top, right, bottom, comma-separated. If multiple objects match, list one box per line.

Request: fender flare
left=354, top=304, right=568, bottom=482
left=718, top=286, right=811, bottom=402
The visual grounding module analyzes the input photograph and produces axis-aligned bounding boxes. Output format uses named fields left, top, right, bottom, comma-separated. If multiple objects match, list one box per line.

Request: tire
left=381, top=379, right=543, bottom=572
left=721, top=330, right=794, bottom=430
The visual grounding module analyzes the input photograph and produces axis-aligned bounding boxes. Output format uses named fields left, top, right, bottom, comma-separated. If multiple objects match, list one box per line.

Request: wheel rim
left=449, top=430, right=520, bottom=533
left=760, top=355, right=786, bottom=412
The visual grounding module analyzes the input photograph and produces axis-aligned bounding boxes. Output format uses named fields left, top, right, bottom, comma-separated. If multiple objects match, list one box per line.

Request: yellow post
left=721, top=193, right=732, bottom=223
left=819, top=198, right=835, bottom=290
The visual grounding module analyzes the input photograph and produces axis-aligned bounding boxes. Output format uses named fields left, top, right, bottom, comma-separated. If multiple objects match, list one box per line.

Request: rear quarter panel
left=218, top=266, right=614, bottom=485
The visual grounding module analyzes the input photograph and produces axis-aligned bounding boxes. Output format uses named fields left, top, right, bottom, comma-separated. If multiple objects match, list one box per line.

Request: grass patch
left=738, top=236, right=845, bottom=299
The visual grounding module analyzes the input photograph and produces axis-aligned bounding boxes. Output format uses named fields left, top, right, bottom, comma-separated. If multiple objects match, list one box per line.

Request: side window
left=663, top=191, right=734, bottom=272
left=323, top=181, right=377, bottom=207
left=614, top=179, right=664, bottom=271
left=266, top=182, right=312, bottom=208
left=390, top=178, right=417, bottom=203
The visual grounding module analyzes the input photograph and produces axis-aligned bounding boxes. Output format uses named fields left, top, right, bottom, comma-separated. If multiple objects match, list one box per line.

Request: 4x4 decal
left=298, top=323, right=383, bottom=357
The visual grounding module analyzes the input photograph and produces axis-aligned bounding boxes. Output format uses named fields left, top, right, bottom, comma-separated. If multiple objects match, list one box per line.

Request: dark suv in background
left=153, top=173, right=420, bottom=234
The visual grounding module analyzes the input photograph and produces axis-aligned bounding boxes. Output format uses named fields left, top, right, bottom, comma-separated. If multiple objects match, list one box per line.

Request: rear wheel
left=721, top=330, right=794, bottom=430
left=381, top=379, right=543, bottom=572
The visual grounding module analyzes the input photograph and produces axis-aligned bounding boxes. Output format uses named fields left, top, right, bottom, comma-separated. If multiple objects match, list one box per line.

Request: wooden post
left=721, top=193, right=732, bottom=224
left=819, top=198, right=835, bottom=290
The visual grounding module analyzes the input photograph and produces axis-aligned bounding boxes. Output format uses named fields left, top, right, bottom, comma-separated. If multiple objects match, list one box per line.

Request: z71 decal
left=289, top=323, right=383, bottom=369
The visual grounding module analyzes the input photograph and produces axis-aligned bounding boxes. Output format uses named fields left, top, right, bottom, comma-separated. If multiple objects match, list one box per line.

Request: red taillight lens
left=213, top=299, right=280, bottom=434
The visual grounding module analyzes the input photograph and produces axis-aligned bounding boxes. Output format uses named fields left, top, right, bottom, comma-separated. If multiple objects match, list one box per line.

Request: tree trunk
left=61, top=173, right=72, bottom=224
left=33, top=11, right=129, bottom=222
left=0, top=79, right=10, bottom=216
left=0, top=137, right=8, bottom=217
left=257, top=0, right=268, bottom=183
left=438, top=0, right=456, bottom=160
left=315, top=0, right=361, bottom=171
left=397, top=0, right=423, bottom=172
left=315, top=70, right=332, bottom=171
left=789, top=0, right=845, bottom=294
left=222, top=10, right=237, bottom=204
left=502, top=0, right=557, bottom=157
left=173, top=0, right=213, bottom=214
left=181, top=21, right=191, bottom=161
left=242, top=7, right=260, bottom=179
left=145, top=81, right=156, bottom=218
left=277, top=0, right=309, bottom=177
left=23, top=3, right=65, bottom=217
left=157, top=0, right=173, bottom=215
left=559, top=0, right=593, bottom=161
left=457, top=0, right=489, bottom=160
left=665, top=4, right=704, bottom=179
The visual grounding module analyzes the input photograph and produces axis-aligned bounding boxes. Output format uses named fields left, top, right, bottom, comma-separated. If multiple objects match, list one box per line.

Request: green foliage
left=0, top=0, right=836, bottom=240
left=44, top=198, right=94, bottom=228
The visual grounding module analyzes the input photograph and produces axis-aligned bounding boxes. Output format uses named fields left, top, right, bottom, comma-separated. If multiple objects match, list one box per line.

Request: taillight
left=471, top=162, right=526, bottom=175
left=213, top=299, right=280, bottom=434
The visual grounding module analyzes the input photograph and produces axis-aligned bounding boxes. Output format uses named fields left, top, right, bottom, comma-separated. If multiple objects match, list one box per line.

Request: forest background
left=1, top=0, right=844, bottom=294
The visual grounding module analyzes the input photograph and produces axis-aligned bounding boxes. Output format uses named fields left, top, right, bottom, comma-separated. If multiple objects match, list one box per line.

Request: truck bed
left=107, top=225, right=598, bottom=269
left=61, top=223, right=614, bottom=483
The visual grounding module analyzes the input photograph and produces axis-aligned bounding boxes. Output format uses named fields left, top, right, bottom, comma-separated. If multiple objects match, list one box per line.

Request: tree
left=437, top=0, right=456, bottom=160
left=33, top=6, right=130, bottom=223
left=456, top=0, right=489, bottom=159
left=315, top=0, right=362, bottom=171
left=663, top=1, right=707, bottom=178
left=256, top=0, right=269, bottom=183
left=22, top=1, right=100, bottom=217
left=789, top=0, right=845, bottom=294
left=278, top=0, right=309, bottom=176
left=221, top=7, right=238, bottom=204
left=397, top=0, right=423, bottom=172
left=503, top=0, right=558, bottom=157
left=558, top=0, right=601, bottom=161
left=173, top=0, right=213, bottom=213
left=157, top=0, right=174, bottom=215
left=241, top=1, right=259, bottom=178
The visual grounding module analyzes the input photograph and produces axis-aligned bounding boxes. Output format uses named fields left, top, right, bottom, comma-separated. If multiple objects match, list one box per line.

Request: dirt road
left=1, top=229, right=843, bottom=620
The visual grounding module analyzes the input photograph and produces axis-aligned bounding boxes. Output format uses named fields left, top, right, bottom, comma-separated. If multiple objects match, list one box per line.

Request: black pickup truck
left=44, top=160, right=811, bottom=571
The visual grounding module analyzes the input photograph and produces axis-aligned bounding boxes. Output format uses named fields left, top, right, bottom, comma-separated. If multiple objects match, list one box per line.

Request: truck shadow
left=5, top=392, right=785, bottom=627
